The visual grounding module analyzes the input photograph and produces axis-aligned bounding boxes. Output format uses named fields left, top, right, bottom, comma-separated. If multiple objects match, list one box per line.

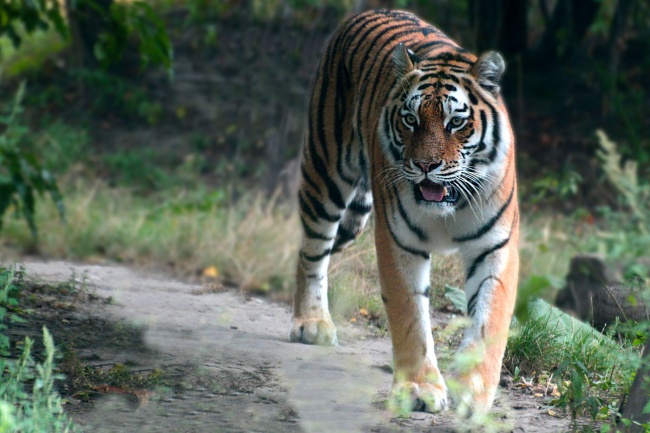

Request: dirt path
left=24, top=261, right=572, bottom=433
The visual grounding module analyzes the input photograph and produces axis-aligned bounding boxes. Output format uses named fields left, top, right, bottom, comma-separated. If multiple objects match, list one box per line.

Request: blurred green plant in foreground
left=0, top=266, right=76, bottom=432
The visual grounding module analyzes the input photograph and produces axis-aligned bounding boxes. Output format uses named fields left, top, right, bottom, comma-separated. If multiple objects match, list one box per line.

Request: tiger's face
left=379, top=43, right=507, bottom=215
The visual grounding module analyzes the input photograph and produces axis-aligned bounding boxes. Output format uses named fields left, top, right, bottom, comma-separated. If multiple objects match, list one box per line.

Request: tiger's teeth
left=442, top=186, right=448, bottom=196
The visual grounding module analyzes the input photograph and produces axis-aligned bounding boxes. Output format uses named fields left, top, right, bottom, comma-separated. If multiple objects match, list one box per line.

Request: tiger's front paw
left=388, top=381, right=448, bottom=415
left=289, top=317, right=338, bottom=346
left=448, top=373, right=491, bottom=418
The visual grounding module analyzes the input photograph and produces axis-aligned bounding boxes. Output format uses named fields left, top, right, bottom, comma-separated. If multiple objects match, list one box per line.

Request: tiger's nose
left=414, top=160, right=442, bottom=173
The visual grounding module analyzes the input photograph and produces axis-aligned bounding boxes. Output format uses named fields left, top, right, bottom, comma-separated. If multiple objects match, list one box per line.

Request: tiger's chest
left=385, top=181, right=511, bottom=255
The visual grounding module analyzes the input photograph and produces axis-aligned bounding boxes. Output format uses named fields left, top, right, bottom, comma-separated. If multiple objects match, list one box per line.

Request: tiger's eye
left=450, top=116, right=464, bottom=127
left=404, top=114, right=417, bottom=125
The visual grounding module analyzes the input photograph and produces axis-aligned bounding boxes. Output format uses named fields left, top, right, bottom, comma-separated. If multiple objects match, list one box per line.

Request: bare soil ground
left=17, top=261, right=573, bottom=432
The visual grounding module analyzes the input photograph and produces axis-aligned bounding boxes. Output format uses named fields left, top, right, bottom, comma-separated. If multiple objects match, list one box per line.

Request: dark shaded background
left=2, top=0, right=648, bottom=212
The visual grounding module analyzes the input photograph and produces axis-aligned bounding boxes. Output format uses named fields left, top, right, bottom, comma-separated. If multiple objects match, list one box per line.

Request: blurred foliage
left=93, top=1, right=173, bottom=71
left=0, top=265, right=24, bottom=356
left=0, top=326, right=75, bottom=433
left=596, top=129, right=648, bottom=229
left=250, top=0, right=355, bottom=20
left=577, top=130, right=650, bottom=279
left=0, top=28, right=66, bottom=78
left=25, top=122, right=89, bottom=175
left=185, top=0, right=234, bottom=22
left=103, top=149, right=174, bottom=191
left=530, top=164, right=583, bottom=205
left=0, top=83, right=64, bottom=238
left=163, top=0, right=359, bottom=24
left=514, top=274, right=563, bottom=322
left=69, top=69, right=163, bottom=123
left=0, top=0, right=172, bottom=73
left=0, top=0, right=68, bottom=56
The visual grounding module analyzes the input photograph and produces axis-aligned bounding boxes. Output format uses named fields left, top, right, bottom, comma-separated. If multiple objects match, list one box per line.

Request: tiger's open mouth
left=414, top=179, right=459, bottom=204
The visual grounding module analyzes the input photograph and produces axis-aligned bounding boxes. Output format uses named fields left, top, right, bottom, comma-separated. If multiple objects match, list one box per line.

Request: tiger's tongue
left=419, top=181, right=445, bottom=202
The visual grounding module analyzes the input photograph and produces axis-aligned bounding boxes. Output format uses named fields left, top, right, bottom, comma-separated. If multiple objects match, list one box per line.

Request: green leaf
left=570, top=367, right=584, bottom=399
left=9, top=314, right=27, bottom=324
left=444, top=285, right=467, bottom=314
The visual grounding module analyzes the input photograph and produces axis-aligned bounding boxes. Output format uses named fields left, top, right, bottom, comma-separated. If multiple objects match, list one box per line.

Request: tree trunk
left=621, top=339, right=650, bottom=432
left=534, top=0, right=600, bottom=64
left=497, top=0, right=527, bottom=58
left=475, top=0, right=502, bottom=53
left=603, top=0, right=634, bottom=118
left=65, top=0, right=114, bottom=69
left=472, top=0, right=527, bottom=58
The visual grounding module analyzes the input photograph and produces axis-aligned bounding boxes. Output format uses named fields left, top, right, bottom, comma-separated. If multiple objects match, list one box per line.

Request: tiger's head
left=379, top=43, right=509, bottom=215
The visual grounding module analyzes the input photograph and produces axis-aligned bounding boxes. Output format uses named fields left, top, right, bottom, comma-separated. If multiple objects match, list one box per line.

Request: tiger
left=290, top=9, right=519, bottom=415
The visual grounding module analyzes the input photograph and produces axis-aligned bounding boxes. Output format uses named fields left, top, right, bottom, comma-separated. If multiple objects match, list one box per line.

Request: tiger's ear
left=470, top=51, right=506, bottom=96
left=392, top=43, right=419, bottom=76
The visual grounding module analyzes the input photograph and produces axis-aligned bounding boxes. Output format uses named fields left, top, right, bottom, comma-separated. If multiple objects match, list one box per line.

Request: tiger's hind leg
left=289, top=29, right=362, bottom=345
left=291, top=142, right=367, bottom=346
left=332, top=181, right=373, bottom=253
left=290, top=170, right=358, bottom=346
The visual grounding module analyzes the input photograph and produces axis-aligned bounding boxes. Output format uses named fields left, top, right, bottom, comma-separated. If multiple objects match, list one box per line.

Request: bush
left=0, top=83, right=64, bottom=237
left=587, top=130, right=650, bottom=279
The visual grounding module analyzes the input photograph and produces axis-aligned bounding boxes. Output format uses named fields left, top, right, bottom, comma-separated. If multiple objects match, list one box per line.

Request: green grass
left=23, top=121, right=91, bottom=175
left=504, top=305, right=641, bottom=427
left=505, top=312, right=639, bottom=382
left=0, top=327, right=75, bottom=432
left=2, top=181, right=300, bottom=293
left=0, top=177, right=465, bottom=321
left=0, top=157, right=611, bottom=325
left=0, top=266, right=75, bottom=432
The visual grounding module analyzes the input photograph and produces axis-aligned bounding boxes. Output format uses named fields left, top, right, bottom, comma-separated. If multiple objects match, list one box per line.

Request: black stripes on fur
left=301, top=248, right=332, bottom=262
left=465, top=213, right=518, bottom=281
left=453, top=183, right=514, bottom=242
left=420, top=286, right=431, bottom=297
left=298, top=9, right=516, bottom=278
left=465, top=237, right=510, bottom=281
left=300, top=216, right=333, bottom=241
left=380, top=193, right=430, bottom=260
left=332, top=226, right=356, bottom=253
left=467, top=276, right=504, bottom=316
left=348, top=200, right=372, bottom=215
left=391, top=185, right=428, bottom=242
left=304, top=190, right=340, bottom=223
